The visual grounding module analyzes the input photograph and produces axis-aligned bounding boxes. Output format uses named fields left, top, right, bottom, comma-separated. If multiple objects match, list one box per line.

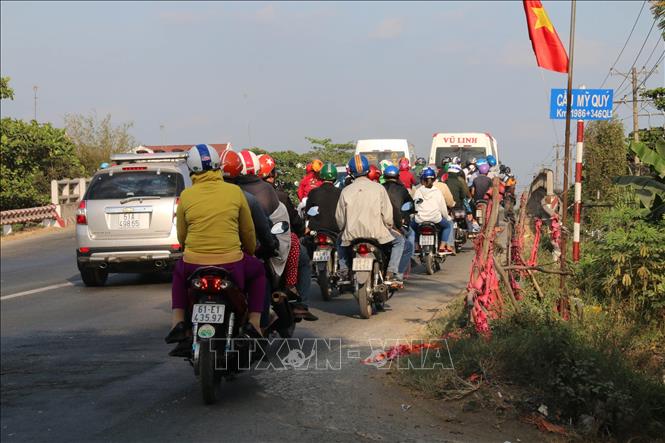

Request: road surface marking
left=1, top=282, right=75, bottom=301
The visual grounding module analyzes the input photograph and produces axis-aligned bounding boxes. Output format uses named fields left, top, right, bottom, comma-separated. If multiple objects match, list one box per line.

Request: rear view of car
left=76, top=152, right=191, bottom=286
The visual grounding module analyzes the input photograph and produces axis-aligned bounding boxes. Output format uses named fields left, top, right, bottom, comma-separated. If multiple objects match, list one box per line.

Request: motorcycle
left=410, top=199, right=445, bottom=275
left=451, top=208, right=468, bottom=253
left=306, top=206, right=339, bottom=301
left=349, top=238, right=393, bottom=319
left=187, top=222, right=291, bottom=404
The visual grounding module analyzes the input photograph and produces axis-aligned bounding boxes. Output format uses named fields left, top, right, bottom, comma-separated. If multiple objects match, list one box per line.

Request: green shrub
left=577, top=205, right=665, bottom=323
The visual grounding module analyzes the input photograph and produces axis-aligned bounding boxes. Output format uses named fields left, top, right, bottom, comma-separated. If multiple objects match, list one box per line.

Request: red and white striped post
left=572, top=118, right=584, bottom=262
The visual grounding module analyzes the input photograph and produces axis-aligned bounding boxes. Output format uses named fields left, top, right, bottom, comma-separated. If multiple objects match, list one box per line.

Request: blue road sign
left=550, top=89, right=614, bottom=120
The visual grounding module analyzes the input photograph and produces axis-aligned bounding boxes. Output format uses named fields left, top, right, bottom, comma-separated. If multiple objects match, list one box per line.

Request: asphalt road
left=1, top=229, right=542, bottom=443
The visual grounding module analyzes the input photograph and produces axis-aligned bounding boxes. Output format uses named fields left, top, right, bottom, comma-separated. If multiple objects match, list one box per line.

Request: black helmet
left=441, top=156, right=452, bottom=167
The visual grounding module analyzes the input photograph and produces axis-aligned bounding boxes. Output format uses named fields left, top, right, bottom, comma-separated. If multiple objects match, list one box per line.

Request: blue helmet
left=383, top=165, right=399, bottom=179
left=99, top=162, right=110, bottom=169
left=476, top=157, right=488, bottom=167
left=420, top=167, right=436, bottom=180
left=187, top=144, right=221, bottom=173
left=348, top=154, right=370, bottom=177
left=486, top=155, right=497, bottom=167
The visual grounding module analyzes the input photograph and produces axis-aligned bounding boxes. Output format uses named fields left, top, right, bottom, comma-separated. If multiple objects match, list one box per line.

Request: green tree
left=1, top=76, right=14, bottom=100
left=583, top=119, right=628, bottom=203
left=305, top=137, right=355, bottom=165
left=1, top=118, right=84, bottom=210
left=651, top=0, right=665, bottom=40
left=64, top=111, right=137, bottom=174
left=641, top=87, right=665, bottom=112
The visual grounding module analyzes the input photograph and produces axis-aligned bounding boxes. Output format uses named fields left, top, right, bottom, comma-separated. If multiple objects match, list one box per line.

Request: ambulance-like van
left=428, top=133, right=499, bottom=167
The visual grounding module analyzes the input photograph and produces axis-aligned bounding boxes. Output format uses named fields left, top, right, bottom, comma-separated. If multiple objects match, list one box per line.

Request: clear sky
left=1, top=1, right=664, bottom=183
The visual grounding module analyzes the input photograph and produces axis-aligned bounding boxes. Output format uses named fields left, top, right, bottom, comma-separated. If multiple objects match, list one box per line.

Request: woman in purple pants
left=165, top=145, right=266, bottom=357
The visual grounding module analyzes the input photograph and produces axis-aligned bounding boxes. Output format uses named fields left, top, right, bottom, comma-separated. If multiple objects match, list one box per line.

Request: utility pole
left=32, top=85, right=38, bottom=121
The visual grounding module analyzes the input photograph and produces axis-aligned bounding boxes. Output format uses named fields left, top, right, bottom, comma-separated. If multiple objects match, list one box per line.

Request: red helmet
left=220, top=149, right=243, bottom=179
left=368, top=164, right=381, bottom=182
left=398, top=157, right=410, bottom=171
left=239, top=150, right=259, bottom=175
left=258, top=154, right=276, bottom=178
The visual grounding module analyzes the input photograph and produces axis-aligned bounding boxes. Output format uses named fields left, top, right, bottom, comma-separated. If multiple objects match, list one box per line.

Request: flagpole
left=559, top=0, right=576, bottom=315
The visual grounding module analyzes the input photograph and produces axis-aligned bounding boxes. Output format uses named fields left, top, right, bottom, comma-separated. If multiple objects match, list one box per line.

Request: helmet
left=505, top=166, right=511, bottom=174
left=348, top=154, right=370, bottom=177
left=187, top=144, right=221, bottom=173
left=452, top=156, right=461, bottom=165
left=99, top=162, right=110, bottom=169
left=441, top=156, right=452, bottom=168
left=220, top=149, right=243, bottom=178
left=415, top=157, right=426, bottom=166
left=442, top=163, right=450, bottom=173
left=420, top=167, right=436, bottom=180
left=239, top=150, right=260, bottom=175
left=478, top=163, right=490, bottom=175
left=311, top=159, right=324, bottom=173
left=486, top=155, right=497, bottom=167
left=476, top=157, right=488, bottom=167
left=499, top=164, right=507, bottom=174
left=320, top=162, right=337, bottom=181
left=398, top=157, right=410, bottom=171
left=468, top=163, right=477, bottom=173
left=368, top=164, right=381, bottom=181
left=448, top=164, right=462, bottom=174
left=379, top=159, right=393, bottom=172
left=383, top=165, right=399, bottom=179
left=257, top=154, right=276, bottom=178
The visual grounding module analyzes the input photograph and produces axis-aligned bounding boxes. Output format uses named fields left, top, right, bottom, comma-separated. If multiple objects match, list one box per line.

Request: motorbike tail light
left=358, top=243, right=370, bottom=256
left=420, top=226, right=434, bottom=235
left=316, top=233, right=329, bottom=245
left=76, top=200, right=87, bottom=225
left=199, top=276, right=228, bottom=292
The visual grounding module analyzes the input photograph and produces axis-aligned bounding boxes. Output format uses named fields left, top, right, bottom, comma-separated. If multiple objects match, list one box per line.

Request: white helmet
left=186, top=144, right=221, bottom=173
left=239, top=150, right=260, bottom=176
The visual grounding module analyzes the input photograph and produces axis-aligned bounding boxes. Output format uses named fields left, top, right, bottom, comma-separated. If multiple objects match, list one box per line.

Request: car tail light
left=76, top=200, right=87, bottom=225
left=420, top=226, right=434, bottom=235
left=122, top=166, right=148, bottom=171
left=173, top=197, right=179, bottom=223
left=316, top=233, right=329, bottom=245
left=78, top=247, right=90, bottom=253
left=171, top=244, right=181, bottom=251
left=358, top=243, right=370, bottom=256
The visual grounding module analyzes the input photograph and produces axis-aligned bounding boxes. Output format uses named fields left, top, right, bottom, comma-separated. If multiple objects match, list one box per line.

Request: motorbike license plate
left=313, top=250, right=331, bottom=262
left=110, top=213, right=148, bottom=230
left=420, top=235, right=435, bottom=246
left=352, top=257, right=374, bottom=272
left=191, top=304, right=226, bottom=324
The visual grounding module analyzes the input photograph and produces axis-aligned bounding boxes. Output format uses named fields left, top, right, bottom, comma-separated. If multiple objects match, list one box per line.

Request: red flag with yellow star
left=523, top=0, right=569, bottom=73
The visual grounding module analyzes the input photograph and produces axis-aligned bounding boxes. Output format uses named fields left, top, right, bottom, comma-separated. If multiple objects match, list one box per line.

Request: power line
left=613, top=16, right=658, bottom=94
left=641, top=33, right=663, bottom=69
left=600, top=0, right=647, bottom=88
left=636, top=50, right=665, bottom=91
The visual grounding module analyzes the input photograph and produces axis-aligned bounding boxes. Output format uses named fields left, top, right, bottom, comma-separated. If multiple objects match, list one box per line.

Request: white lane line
left=1, top=282, right=75, bottom=301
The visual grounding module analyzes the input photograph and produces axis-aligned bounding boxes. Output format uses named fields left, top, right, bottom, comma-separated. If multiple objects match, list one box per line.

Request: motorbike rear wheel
left=424, top=254, right=434, bottom=275
left=199, top=340, right=220, bottom=405
left=318, top=268, right=331, bottom=301
left=357, top=263, right=376, bottom=319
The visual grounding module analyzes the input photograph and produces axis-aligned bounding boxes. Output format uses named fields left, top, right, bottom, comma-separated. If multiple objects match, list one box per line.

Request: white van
left=428, top=133, right=499, bottom=167
left=355, top=139, right=416, bottom=167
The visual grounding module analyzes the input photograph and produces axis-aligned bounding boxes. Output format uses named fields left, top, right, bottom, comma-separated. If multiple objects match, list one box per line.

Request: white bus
left=428, top=133, right=499, bottom=167
left=355, top=139, right=416, bottom=167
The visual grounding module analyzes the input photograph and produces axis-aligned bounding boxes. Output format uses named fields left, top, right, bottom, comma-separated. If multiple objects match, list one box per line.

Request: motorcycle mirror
left=400, top=202, right=413, bottom=212
left=270, top=221, right=290, bottom=235
left=307, top=206, right=319, bottom=216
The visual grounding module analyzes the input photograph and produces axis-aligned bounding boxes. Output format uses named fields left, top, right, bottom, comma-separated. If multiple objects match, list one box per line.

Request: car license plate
left=313, top=249, right=331, bottom=262
left=111, top=213, right=148, bottom=230
left=191, top=304, right=226, bottom=324
left=352, top=257, right=374, bottom=272
left=420, top=235, right=435, bottom=246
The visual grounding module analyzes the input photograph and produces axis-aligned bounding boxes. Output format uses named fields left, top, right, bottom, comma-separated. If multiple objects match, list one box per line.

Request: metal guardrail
left=0, top=204, right=64, bottom=234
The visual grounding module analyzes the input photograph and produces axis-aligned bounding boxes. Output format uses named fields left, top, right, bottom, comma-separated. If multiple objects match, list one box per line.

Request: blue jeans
left=397, top=227, right=414, bottom=278
left=296, top=240, right=312, bottom=307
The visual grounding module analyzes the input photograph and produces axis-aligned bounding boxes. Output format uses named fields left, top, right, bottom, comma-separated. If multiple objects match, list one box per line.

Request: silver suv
left=76, top=152, right=192, bottom=286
